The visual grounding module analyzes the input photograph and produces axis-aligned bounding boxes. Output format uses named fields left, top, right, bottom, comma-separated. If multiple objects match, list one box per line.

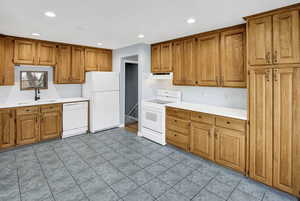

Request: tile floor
left=0, top=128, right=298, bottom=201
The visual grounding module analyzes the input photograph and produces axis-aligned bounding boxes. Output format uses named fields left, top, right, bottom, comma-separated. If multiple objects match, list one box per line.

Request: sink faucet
left=34, top=88, right=40, bottom=101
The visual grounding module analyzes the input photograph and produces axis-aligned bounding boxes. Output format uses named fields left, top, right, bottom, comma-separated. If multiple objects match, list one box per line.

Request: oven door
left=142, top=107, right=163, bottom=133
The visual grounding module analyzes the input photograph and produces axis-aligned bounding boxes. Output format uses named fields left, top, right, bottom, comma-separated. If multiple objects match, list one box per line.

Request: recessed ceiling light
left=97, top=42, right=103, bottom=46
left=31, top=33, right=40, bottom=36
left=138, top=34, right=144, bottom=38
left=44, top=11, right=56, bottom=18
left=187, top=18, right=196, bottom=24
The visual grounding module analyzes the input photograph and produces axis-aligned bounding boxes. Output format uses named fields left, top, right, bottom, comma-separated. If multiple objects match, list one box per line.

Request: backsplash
left=0, top=66, right=82, bottom=104
left=145, top=78, right=247, bottom=109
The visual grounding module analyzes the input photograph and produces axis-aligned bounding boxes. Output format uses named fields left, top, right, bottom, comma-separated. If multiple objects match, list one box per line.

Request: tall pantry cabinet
left=246, top=6, right=300, bottom=197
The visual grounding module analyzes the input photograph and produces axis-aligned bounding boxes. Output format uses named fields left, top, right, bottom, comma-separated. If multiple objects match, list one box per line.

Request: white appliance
left=83, top=72, right=120, bottom=133
left=63, top=101, right=88, bottom=138
left=141, top=89, right=181, bottom=145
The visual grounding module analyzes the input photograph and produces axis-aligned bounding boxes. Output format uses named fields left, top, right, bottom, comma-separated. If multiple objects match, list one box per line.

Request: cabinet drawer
left=16, top=106, right=39, bottom=115
left=166, top=117, right=190, bottom=135
left=215, top=116, right=246, bottom=132
left=166, top=107, right=190, bottom=120
left=41, top=104, right=61, bottom=113
left=166, top=129, right=189, bottom=150
left=191, top=112, right=215, bottom=124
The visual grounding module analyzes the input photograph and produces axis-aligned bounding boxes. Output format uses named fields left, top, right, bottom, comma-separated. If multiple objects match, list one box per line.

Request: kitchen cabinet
left=249, top=69, right=273, bottom=185
left=40, top=104, right=62, bottom=141
left=195, top=34, right=220, bottom=86
left=85, top=48, right=112, bottom=72
left=172, top=41, right=184, bottom=85
left=71, top=46, right=85, bottom=83
left=0, top=37, right=14, bottom=85
left=151, top=42, right=172, bottom=73
left=55, top=45, right=72, bottom=83
left=16, top=106, right=40, bottom=146
left=0, top=109, right=15, bottom=149
left=220, top=27, right=246, bottom=87
left=247, top=10, right=300, bottom=66
left=14, top=39, right=36, bottom=64
left=37, top=42, right=57, bottom=66
left=191, top=122, right=214, bottom=160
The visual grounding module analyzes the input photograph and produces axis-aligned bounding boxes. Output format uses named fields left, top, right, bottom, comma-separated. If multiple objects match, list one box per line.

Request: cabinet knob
left=198, top=116, right=202, bottom=118
left=226, top=121, right=230, bottom=124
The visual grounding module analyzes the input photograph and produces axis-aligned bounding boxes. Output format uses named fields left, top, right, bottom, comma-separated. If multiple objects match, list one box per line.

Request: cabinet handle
left=274, top=69, right=278, bottom=82
left=174, top=134, right=177, bottom=137
left=274, top=51, right=278, bottom=63
left=198, top=115, right=202, bottom=119
left=226, top=121, right=230, bottom=124
left=265, top=70, right=270, bottom=82
left=266, top=52, right=271, bottom=64
left=216, top=76, right=219, bottom=85
left=215, top=132, right=218, bottom=138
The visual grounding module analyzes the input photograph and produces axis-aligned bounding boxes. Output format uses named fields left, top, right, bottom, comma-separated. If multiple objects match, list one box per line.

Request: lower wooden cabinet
left=16, top=107, right=40, bottom=146
left=40, top=105, right=62, bottom=141
left=215, top=127, right=246, bottom=173
left=166, top=107, right=247, bottom=174
left=0, top=109, right=15, bottom=149
left=191, top=122, right=214, bottom=161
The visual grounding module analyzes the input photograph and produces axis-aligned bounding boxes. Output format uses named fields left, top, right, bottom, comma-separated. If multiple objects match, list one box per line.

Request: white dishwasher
left=63, top=101, right=88, bottom=138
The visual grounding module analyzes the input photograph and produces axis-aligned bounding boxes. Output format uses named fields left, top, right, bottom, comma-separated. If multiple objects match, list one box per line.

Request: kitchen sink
left=37, top=99, right=57, bottom=103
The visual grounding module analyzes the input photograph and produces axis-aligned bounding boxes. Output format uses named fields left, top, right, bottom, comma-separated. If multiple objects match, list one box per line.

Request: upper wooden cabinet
left=221, top=27, right=246, bottom=87
left=85, top=48, right=112, bottom=72
left=71, top=46, right=85, bottom=83
left=247, top=10, right=300, bottom=66
left=56, top=45, right=72, bottom=84
left=37, top=42, right=57, bottom=66
left=151, top=42, right=172, bottom=73
left=195, top=34, right=220, bottom=86
left=172, top=39, right=195, bottom=85
left=0, top=37, right=14, bottom=86
left=0, top=109, right=15, bottom=149
left=14, top=39, right=36, bottom=64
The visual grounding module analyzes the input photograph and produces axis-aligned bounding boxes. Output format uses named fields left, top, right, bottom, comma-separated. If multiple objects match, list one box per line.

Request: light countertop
left=0, top=97, right=89, bottom=109
left=166, top=102, right=247, bottom=120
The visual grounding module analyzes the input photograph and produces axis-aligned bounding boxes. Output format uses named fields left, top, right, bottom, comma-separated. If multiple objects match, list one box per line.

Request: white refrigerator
left=83, top=72, right=120, bottom=133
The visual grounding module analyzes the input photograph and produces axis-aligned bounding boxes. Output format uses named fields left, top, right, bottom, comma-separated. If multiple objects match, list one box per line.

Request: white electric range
left=141, top=89, right=182, bottom=145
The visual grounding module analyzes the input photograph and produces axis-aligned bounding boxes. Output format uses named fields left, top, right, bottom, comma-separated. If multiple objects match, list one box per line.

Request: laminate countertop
left=166, top=102, right=247, bottom=120
left=0, top=97, right=89, bottom=109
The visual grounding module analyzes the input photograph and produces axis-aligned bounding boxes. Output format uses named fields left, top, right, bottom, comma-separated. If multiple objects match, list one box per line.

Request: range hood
left=150, top=72, right=173, bottom=80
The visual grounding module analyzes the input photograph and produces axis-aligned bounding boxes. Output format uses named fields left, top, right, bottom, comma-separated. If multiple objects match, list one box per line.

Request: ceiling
left=0, top=0, right=299, bottom=49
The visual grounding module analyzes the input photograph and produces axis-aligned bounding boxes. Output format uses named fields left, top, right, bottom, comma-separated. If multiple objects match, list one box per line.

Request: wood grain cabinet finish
left=85, top=48, right=112, bottom=72
left=56, top=45, right=72, bottom=84
left=215, top=127, right=246, bottom=173
left=248, top=10, right=300, bottom=66
left=0, top=109, right=15, bottom=149
left=14, top=39, right=36, bottom=64
left=0, top=37, right=14, bottom=86
left=191, top=122, right=214, bottom=160
left=16, top=107, right=40, bottom=146
left=151, top=42, right=172, bottom=73
left=40, top=105, right=62, bottom=141
left=249, top=69, right=273, bottom=185
left=71, top=46, right=85, bottom=83
left=37, top=42, right=57, bottom=66
left=220, top=27, right=246, bottom=87
left=273, top=68, right=300, bottom=195
left=195, top=34, right=220, bottom=86
left=98, top=49, right=112, bottom=71
left=172, top=41, right=184, bottom=85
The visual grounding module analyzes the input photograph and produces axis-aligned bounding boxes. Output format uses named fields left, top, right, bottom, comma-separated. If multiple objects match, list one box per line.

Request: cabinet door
left=2, top=37, right=15, bottom=85
left=191, top=122, right=214, bottom=160
left=248, top=16, right=273, bottom=65
left=151, top=44, right=161, bottom=72
left=37, top=42, right=57, bottom=66
left=172, top=41, right=185, bottom=85
left=14, top=39, right=36, bottom=64
left=183, top=38, right=196, bottom=85
left=98, top=50, right=112, bottom=71
left=160, top=42, right=172, bottom=72
left=195, top=34, right=220, bottom=86
left=221, top=27, right=246, bottom=87
left=40, top=111, right=61, bottom=141
left=249, top=69, right=273, bottom=185
left=273, top=68, right=300, bottom=195
left=16, top=113, right=39, bottom=145
left=85, top=48, right=99, bottom=71
left=56, top=45, right=71, bottom=83
left=0, top=37, right=4, bottom=85
left=215, top=127, right=246, bottom=173
left=273, top=11, right=300, bottom=64
left=71, top=46, right=85, bottom=83
left=0, top=109, right=15, bottom=149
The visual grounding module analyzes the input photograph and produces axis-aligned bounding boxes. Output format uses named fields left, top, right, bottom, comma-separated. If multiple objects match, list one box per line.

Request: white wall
left=113, top=43, right=247, bottom=132
left=0, top=65, right=82, bottom=104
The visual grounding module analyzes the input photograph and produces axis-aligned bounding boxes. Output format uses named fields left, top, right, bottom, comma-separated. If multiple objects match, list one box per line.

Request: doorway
left=124, top=56, right=138, bottom=133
